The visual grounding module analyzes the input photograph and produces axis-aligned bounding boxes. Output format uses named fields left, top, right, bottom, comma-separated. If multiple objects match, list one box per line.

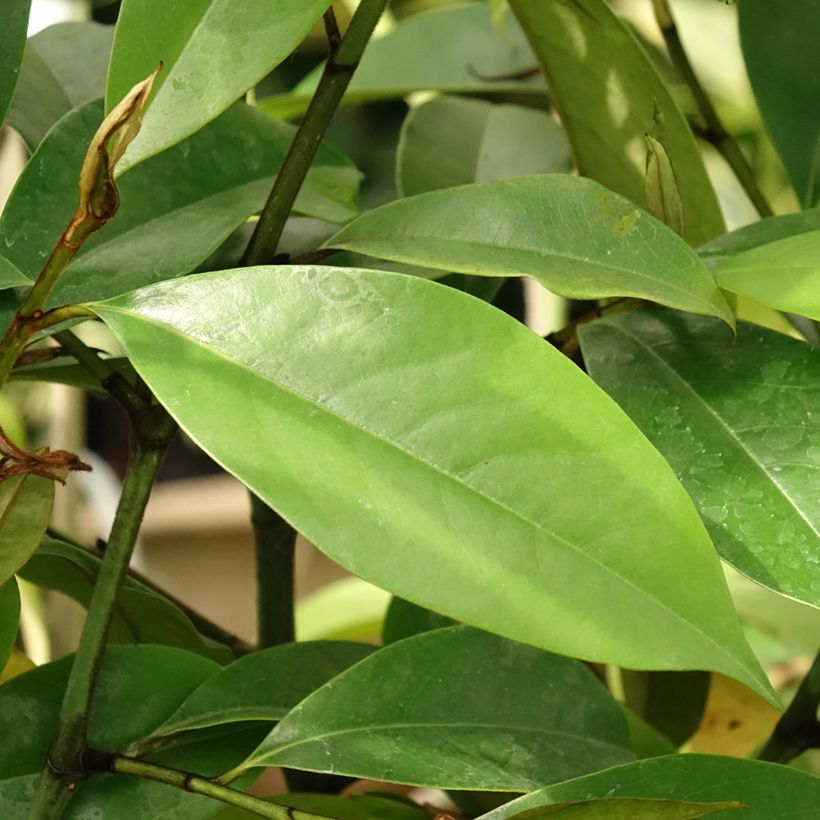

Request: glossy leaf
left=382, top=596, right=456, bottom=645
left=0, top=579, right=20, bottom=673
left=507, top=0, right=723, bottom=245
left=579, top=310, right=820, bottom=608
left=397, top=96, right=571, bottom=197
left=259, top=4, right=546, bottom=120
left=149, top=641, right=375, bottom=739
left=238, top=627, right=633, bottom=790
left=0, top=0, right=30, bottom=127
left=509, top=798, right=743, bottom=819
left=0, top=473, right=53, bottom=587
left=0, top=99, right=359, bottom=303
left=325, top=177, right=733, bottom=324
left=738, top=1, right=820, bottom=204
left=107, top=0, right=328, bottom=170
left=479, top=755, right=820, bottom=820
left=90, top=265, right=771, bottom=700
left=18, top=537, right=232, bottom=662
left=698, top=211, right=820, bottom=264
left=0, top=258, right=28, bottom=292
left=713, top=231, right=820, bottom=321
left=7, top=21, right=113, bottom=149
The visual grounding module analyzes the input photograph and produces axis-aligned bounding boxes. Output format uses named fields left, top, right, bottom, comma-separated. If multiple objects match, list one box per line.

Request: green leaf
left=106, top=0, right=329, bottom=170
left=396, top=96, right=571, bottom=197
left=7, top=21, right=113, bottom=149
left=712, top=231, right=820, bottom=321
left=10, top=358, right=132, bottom=393
left=0, top=99, right=359, bottom=302
left=507, top=0, right=724, bottom=245
left=296, top=577, right=390, bottom=642
left=237, top=627, right=633, bottom=790
left=258, top=4, right=546, bottom=120
left=622, top=709, right=676, bottom=760
left=579, top=310, right=820, bottom=608
left=0, top=473, right=53, bottom=587
left=0, top=579, right=20, bottom=673
left=90, top=265, right=771, bottom=700
left=508, top=798, right=743, bottom=819
left=0, top=257, right=29, bottom=291
left=212, top=792, right=431, bottom=820
left=149, top=641, right=375, bottom=739
left=478, top=755, right=820, bottom=820
left=698, top=211, right=820, bottom=265
left=325, top=177, right=733, bottom=324
left=382, top=596, right=456, bottom=645
left=18, top=537, right=232, bottom=662
left=0, top=0, right=30, bottom=127
left=738, top=1, right=820, bottom=205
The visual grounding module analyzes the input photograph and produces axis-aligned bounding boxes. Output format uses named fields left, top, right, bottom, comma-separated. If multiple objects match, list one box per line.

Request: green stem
left=240, top=0, right=392, bottom=265
left=652, top=0, right=774, bottom=218
left=251, top=495, right=296, bottom=647
left=82, top=751, right=317, bottom=820
left=758, top=651, right=820, bottom=764
left=28, top=423, right=176, bottom=819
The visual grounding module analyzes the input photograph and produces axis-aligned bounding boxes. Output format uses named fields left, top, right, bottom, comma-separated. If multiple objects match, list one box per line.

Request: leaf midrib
left=99, top=303, right=755, bottom=684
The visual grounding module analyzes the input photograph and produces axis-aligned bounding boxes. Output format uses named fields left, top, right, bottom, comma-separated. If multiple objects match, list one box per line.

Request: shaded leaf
left=382, top=596, right=456, bottom=645
left=0, top=100, right=359, bottom=303
left=90, top=266, right=771, bottom=700
left=507, top=0, right=723, bottom=245
left=738, top=1, right=820, bottom=204
left=397, top=96, right=571, bottom=197
left=478, top=755, right=820, bottom=820
left=10, top=357, right=133, bottom=393
left=149, top=641, right=375, bottom=739
left=713, top=231, right=820, bottom=321
left=259, top=4, right=546, bottom=120
left=0, top=472, right=53, bottom=587
left=509, top=797, right=743, bottom=819
left=698, top=210, right=820, bottom=264
left=0, top=0, right=30, bottom=127
left=0, top=258, right=30, bottom=291
left=107, top=0, right=329, bottom=170
left=0, top=579, right=20, bottom=673
left=8, top=21, right=113, bottom=149
left=579, top=310, right=820, bottom=608
left=212, top=792, right=430, bottom=820
left=238, top=627, right=633, bottom=790
left=0, top=649, right=34, bottom=685
left=622, top=708, right=676, bottom=760
left=325, top=176, right=733, bottom=324
left=18, top=537, right=232, bottom=662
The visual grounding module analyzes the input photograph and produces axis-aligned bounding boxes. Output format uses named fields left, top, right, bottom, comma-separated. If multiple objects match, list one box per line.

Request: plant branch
left=651, top=0, right=773, bottom=218
left=240, top=0, right=391, bottom=265
left=81, top=751, right=317, bottom=820
left=758, top=651, right=820, bottom=764
left=546, top=298, right=646, bottom=356
left=28, top=420, right=177, bottom=819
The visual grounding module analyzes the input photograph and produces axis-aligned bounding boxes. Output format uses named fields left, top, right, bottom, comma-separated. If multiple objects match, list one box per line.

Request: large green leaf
left=7, top=21, right=113, bottom=149
left=149, top=641, right=375, bottom=739
left=698, top=211, right=820, bottom=264
left=89, top=266, right=772, bottom=700
left=235, top=627, right=633, bottom=790
left=509, top=798, right=743, bottom=819
left=0, top=99, right=358, bottom=303
left=0, top=473, right=53, bottom=587
left=396, top=96, right=571, bottom=197
left=0, top=0, right=30, bottom=127
left=507, top=0, right=724, bottom=245
left=18, top=537, right=232, bottom=662
left=0, top=579, right=20, bottom=673
left=479, top=755, right=820, bottom=820
left=259, top=4, right=546, bottom=120
left=106, top=0, right=328, bottom=170
left=579, top=310, right=820, bottom=608
left=324, top=177, right=733, bottom=324
left=712, top=231, right=820, bottom=321
left=738, top=1, right=820, bottom=205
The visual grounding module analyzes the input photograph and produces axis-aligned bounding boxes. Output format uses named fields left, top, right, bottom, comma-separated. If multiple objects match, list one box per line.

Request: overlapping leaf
left=106, top=0, right=329, bottom=169
left=90, top=265, right=770, bottom=700
left=324, top=176, right=733, bottom=323
left=0, top=580, right=20, bottom=673
left=507, top=0, right=723, bottom=245
left=580, top=310, right=820, bottom=607
left=0, top=473, right=53, bottom=587
left=0, top=0, right=30, bottom=127
left=509, top=798, right=742, bottom=819
left=235, top=627, right=633, bottom=790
